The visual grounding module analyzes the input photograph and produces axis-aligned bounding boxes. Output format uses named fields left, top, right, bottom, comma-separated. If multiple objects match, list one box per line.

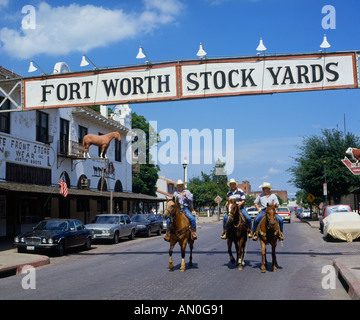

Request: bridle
left=227, top=200, right=243, bottom=228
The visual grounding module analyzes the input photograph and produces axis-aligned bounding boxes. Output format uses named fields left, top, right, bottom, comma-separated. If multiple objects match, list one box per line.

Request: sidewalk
left=0, top=238, right=50, bottom=278
left=301, top=218, right=360, bottom=300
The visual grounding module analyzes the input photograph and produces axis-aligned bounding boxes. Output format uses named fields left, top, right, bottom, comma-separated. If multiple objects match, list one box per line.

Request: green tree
left=288, top=129, right=360, bottom=204
left=131, top=112, right=160, bottom=196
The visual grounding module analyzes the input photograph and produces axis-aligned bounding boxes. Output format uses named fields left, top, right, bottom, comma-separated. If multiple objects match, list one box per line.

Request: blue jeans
left=167, top=206, right=196, bottom=231
left=253, top=209, right=283, bottom=233
left=223, top=208, right=252, bottom=230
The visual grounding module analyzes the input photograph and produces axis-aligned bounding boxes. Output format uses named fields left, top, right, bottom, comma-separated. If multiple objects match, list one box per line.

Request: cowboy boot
left=220, top=230, right=227, bottom=239
left=252, top=228, right=259, bottom=241
left=248, top=229, right=253, bottom=239
left=164, top=230, right=170, bottom=242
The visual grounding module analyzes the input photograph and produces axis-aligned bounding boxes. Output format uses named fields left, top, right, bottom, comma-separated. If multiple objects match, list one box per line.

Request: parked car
left=276, top=207, right=291, bottom=223
left=14, top=219, right=92, bottom=256
left=246, top=207, right=258, bottom=219
left=295, top=208, right=303, bottom=218
left=319, top=204, right=352, bottom=233
left=299, top=209, right=312, bottom=219
left=131, top=214, right=162, bottom=237
left=323, top=210, right=360, bottom=242
left=85, top=214, right=136, bottom=243
left=155, top=214, right=166, bottom=232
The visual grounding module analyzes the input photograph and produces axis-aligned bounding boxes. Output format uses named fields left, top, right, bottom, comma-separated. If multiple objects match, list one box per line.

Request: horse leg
left=188, top=240, right=193, bottom=268
left=180, top=240, right=187, bottom=272
left=234, top=239, right=240, bottom=268
left=168, top=239, right=176, bottom=270
left=227, top=239, right=235, bottom=264
left=272, top=241, right=278, bottom=272
left=238, top=238, right=244, bottom=271
left=260, top=240, right=267, bottom=273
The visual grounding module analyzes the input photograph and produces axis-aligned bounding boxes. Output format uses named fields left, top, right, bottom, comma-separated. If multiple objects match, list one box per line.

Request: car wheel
left=113, top=231, right=119, bottom=244
left=157, top=225, right=162, bottom=236
left=146, top=227, right=151, bottom=237
left=83, top=237, right=91, bottom=251
left=57, top=241, right=65, bottom=256
left=128, top=229, right=135, bottom=240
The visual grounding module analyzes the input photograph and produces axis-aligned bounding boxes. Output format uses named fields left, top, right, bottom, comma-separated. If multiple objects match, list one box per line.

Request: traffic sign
left=214, top=196, right=222, bottom=204
left=307, top=194, right=315, bottom=203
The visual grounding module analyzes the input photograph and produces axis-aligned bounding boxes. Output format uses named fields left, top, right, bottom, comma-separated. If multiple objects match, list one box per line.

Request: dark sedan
left=131, top=214, right=162, bottom=237
left=14, top=219, right=92, bottom=256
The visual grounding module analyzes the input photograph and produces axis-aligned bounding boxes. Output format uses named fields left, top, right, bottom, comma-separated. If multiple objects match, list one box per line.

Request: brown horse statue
left=82, top=131, right=121, bottom=158
left=225, top=199, right=248, bottom=270
left=163, top=197, right=194, bottom=272
left=257, top=204, right=280, bottom=273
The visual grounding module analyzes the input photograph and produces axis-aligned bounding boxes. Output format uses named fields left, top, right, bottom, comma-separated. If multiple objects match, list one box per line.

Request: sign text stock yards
left=23, top=52, right=359, bottom=110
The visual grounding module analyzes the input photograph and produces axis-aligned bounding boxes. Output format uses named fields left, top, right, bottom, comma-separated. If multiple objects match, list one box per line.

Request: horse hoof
left=273, top=267, right=277, bottom=272
left=241, top=261, right=245, bottom=266
left=238, top=266, right=243, bottom=271
left=230, top=257, right=235, bottom=264
left=180, top=268, right=185, bottom=272
left=169, top=263, right=174, bottom=270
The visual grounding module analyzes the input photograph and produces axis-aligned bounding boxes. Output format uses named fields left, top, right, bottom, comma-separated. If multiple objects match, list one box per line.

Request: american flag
left=58, top=176, right=68, bottom=197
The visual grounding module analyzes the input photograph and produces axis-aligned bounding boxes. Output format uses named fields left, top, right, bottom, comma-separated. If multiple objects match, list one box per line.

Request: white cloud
left=0, top=0, right=184, bottom=59
left=268, top=167, right=282, bottom=174
left=0, top=0, right=9, bottom=8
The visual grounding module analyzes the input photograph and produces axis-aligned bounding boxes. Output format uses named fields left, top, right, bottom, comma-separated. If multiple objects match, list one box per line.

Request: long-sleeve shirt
left=173, top=189, right=193, bottom=207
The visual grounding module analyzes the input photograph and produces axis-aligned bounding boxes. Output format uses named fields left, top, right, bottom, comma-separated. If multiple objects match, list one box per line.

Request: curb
left=333, top=259, right=360, bottom=300
left=0, top=254, right=50, bottom=278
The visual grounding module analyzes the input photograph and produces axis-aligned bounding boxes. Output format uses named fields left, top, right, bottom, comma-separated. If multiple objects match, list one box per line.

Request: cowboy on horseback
left=252, top=182, right=284, bottom=241
left=164, top=179, right=197, bottom=242
left=221, top=178, right=252, bottom=239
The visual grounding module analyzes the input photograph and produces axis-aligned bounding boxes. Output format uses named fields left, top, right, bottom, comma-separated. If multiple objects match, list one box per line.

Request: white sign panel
left=24, top=64, right=178, bottom=109
left=180, top=53, right=358, bottom=99
left=23, top=52, right=358, bottom=109
left=0, top=133, right=55, bottom=168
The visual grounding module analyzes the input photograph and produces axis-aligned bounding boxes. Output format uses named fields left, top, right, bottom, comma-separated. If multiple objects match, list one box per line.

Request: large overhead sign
left=23, top=51, right=359, bottom=110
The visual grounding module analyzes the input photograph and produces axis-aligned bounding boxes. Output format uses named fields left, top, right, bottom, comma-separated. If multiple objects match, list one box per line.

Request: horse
left=163, top=197, right=194, bottom=272
left=225, top=199, right=248, bottom=270
left=82, top=131, right=121, bottom=158
left=257, top=203, right=280, bottom=273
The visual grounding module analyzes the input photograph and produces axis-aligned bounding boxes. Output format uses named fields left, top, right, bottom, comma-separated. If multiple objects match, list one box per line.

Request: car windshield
left=327, top=205, right=351, bottom=216
left=277, top=208, right=289, bottom=212
left=93, top=216, right=119, bottom=224
left=131, top=215, right=149, bottom=222
left=34, top=220, right=68, bottom=231
left=247, top=208, right=257, bottom=211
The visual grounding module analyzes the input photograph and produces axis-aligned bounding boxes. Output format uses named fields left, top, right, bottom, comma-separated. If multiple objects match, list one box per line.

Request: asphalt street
left=0, top=215, right=357, bottom=300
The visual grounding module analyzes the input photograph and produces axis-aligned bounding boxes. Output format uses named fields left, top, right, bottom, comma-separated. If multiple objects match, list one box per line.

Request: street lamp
left=182, top=157, right=188, bottom=188
left=323, top=158, right=328, bottom=207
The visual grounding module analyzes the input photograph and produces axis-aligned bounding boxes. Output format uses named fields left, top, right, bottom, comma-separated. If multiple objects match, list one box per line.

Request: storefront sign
left=0, top=133, right=55, bottom=168
left=23, top=51, right=359, bottom=110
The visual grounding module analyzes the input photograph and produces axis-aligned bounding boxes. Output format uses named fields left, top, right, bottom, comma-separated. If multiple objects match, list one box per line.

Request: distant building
left=238, top=180, right=251, bottom=195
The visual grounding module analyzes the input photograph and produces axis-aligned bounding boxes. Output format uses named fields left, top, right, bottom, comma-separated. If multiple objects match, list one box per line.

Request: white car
left=323, top=211, right=360, bottom=242
left=276, top=207, right=291, bottom=223
left=246, top=207, right=258, bottom=219
left=300, top=209, right=311, bottom=219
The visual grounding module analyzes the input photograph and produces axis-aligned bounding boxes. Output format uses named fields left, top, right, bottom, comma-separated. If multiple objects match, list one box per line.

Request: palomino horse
left=226, top=199, right=248, bottom=270
left=163, top=197, right=194, bottom=272
left=82, top=131, right=121, bottom=158
left=258, top=204, right=280, bottom=273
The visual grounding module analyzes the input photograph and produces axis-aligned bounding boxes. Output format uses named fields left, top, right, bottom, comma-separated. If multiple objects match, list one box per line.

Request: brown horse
left=82, top=131, right=121, bottom=158
left=226, top=199, right=248, bottom=270
left=258, top=204, right=280, bottom=273
left=163, top=197, right=194, bottom=272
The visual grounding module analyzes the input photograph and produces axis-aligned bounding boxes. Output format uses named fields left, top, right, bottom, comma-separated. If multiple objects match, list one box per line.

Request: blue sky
left=0, top=0, right=359, bottom=197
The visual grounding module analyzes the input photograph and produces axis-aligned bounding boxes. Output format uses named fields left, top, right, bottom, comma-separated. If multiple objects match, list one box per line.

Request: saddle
left=169, top=211, right=196, bottom=239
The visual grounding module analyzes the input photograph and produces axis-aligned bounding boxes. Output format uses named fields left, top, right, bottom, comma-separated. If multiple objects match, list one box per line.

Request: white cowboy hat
left=259, top=182, right=273, bottom=189
left=227, top=178, right=239, bottom=187
left=175, top=179, right=185, bottom=187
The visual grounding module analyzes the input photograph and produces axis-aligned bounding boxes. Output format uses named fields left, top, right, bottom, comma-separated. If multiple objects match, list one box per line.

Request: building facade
left=0, top=67, right=161, bottom=237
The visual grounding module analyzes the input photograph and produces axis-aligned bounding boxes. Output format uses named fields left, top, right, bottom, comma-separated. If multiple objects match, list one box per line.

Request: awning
left=0, top=181, right=164, bottom=202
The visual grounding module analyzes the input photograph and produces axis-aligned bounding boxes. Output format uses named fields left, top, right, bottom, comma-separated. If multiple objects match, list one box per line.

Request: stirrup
left=252, top=232, right=258, bottom=241
left=220, top=231, right=227, bottom=240
left=191, top=230, right=198, bottom=240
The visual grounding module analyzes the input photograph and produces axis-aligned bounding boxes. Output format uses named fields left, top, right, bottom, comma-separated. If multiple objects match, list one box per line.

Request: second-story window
left=59, top=118, right=69, bottom=154
left=78, top=125, right=88, bottom=144
left=115, top=139, right=121, bottom=162
left=0, top=97, right=10, bottom=134
left=36, top=111, right=49, bottom=143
